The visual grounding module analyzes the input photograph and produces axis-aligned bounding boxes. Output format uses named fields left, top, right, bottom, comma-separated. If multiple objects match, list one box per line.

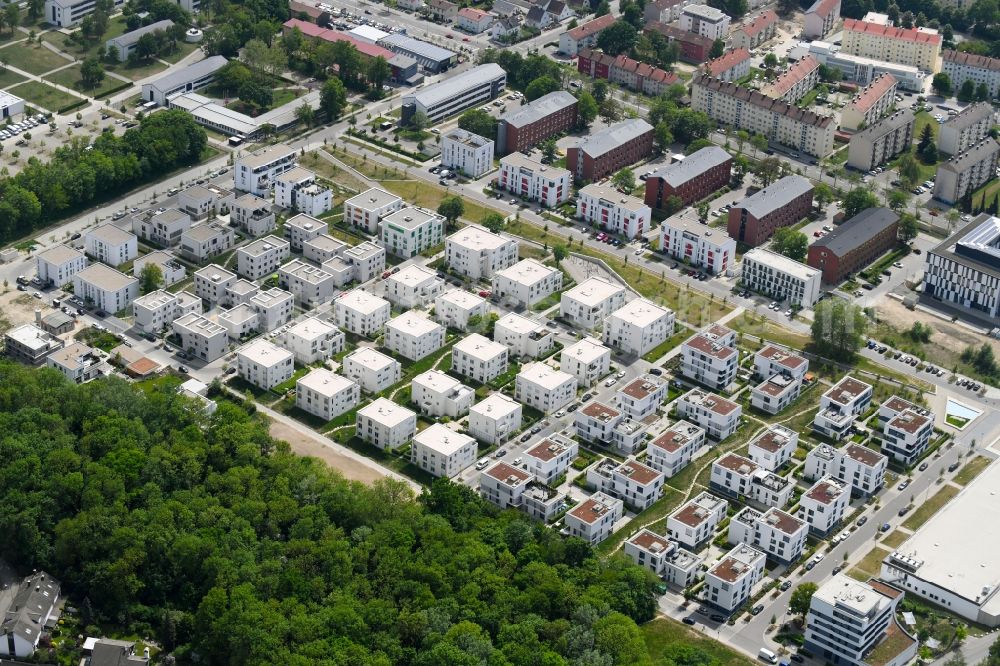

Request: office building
left=680, top=324, right=738, bottom=391
left=761, top=55, right=821, bottom=103
left=445, top=225, right=519, bottom=280
left=295, top=368, right=359, bottom=421
left=357, top=398, right=417, bottom=450
left=237, top=339, right=294, bottom=390
left=731, top=10, right=777, bottom=50
left=577, top=184, right=652, bottom=240
left=492, top=258, right=563, bottom=307
left=804, top=0, right=840, bottom=38
left=400, top=63, right=505, bottom=124
left=379, top=32, right=457, bottom=74
left=676, top=389, right=741, bottom=440
left=496, top=91, right=578, bottom=155
left=497, top=152, right=572, bottom=207
left=848, top=110, right=915, bottom=172
left=603, top=297, right=675, bottom=356
left=728, top=506, right=807, bottom=563
left=934, top=139, right=1000, bottom=205
left=741, top=248, right=822, bottom=307
left=440, top=128, right=494, bottom=178
left=36, top=244, right=87, bottom=287
left=800, top=477, right=849, bottom=536
left=494, top=313, right=554, bottom=359
left=380, top=207, right=444, bottom=258
left=72, top=264, right=138, bottom=314
left=564, top=492, right=624, bottom=545
left=647, top=420, right=704, bottom=477
left=411, top=370, right=474, bottom=417
left=668, top=491, right=727, bottom=550
left=468, top=393, right=522, bottom=444
left=452, top=333, right=509, bottom=383
left=559, top=276, right=626, bottom=330
left=566, top=119, right=654, bottom=182
left=705, top=545, right=766, bottom=612
left=842, top=18, right=942, bottom=73
left=924, top=215, right=1000, bottom=320
left=560, top=337, right=611, bottom=387
left=728, top=175, right=814, bottom=247
left=680, top=4, right=731, bottom=39
left=840, top=73, right=899, bottom=131
left=942, top=50, right=1000, bottom=99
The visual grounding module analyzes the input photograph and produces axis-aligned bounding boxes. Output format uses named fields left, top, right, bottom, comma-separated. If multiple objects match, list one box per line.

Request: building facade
left=847, top=110, right=915, bottom=172
left=728, top=176, right=814, bottom=247
left=741, top=248, right=822, bottom=307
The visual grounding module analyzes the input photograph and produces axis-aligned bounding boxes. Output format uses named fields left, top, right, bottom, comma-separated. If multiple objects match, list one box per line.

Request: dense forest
left=0, top=363, right=664, bottom=665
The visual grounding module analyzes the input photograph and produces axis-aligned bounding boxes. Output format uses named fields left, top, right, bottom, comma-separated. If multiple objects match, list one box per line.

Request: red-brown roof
left=126, top=357, right=160, bottom=377
left=672, top=500, right=715, bottom=527
left=710, top=551, right=761, bottom=582
left=619, top=376, right=666, bottom=400
left=943, top=49, right=1000, bottom=71
left=846, top=73, right=897, bottom=113
left=458, top=7, right=491, bottom=20
left=757, top=345, right=806, bottom=370
left=630, top=529, right=672, bottom=553
left=570, top=495, right=617, bottom=524
left=844, top=18, right=942, bottom=45
left=762, top=55, right=819, bottom=98
left=684, top=334, right=737, bottom=360
left=486, top=462, right=532, bottom=485
left=845, top=444, right=886, bottom=467
left=825, top=376, right=871, bottom=405
left=581, top=401, right=620, bottom=421
left=762, top=508, right=804, bottom=535
left=616, top=460, right=661, bottom=486
left=567, top=13, right=615, bottom=40
left=888, top=409, right=931, bottom=434
left=692, top=75, right=835, bottom=129
left=752, top=427, right=793, bottom=453
left=686, top=390, right=739, bottom=416
left=579, top=48, right=680, bottom=87
left=807, top=0, right=839, bottom=19
left=283, top=19, right=396, bottom=60
left=716, top=453, right=758, bottom=475
left=737, top=10, right=777, bottom=37
left=526, top=438, right=571, bottom=462
left=805, top=479, right=845, bottom=505
left=652, top=426, right=695, bottom=452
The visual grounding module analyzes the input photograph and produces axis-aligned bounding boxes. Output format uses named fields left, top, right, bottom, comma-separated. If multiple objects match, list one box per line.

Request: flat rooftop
left=346, top=187, right=401, bottom=211
left=447, top=224, right=513, bottom=252
left=338, top=289, right=390, bottom=315
left=242, top=235, right=289, bottom=257
left=581, top=401, right=620, bottom=422
left=495, top=258, right=559, bottom=287
left=562, top=337, right=609, bottom=365
left=825, top=376, right=873, bottom=406
left=345, top=346, right=398, bottom=371
left=497, top=312, right=547, bottom=335
left=472, top=392, right=520, bottom=418
left=358, top=397, right=415, bottom=427
left=518, top=362, right=573, bottom=390
left=525, top=435, right=574, bottom=462
left=414, top=423, right=475, bottom=456
left=484, top=461, right=532, bottom=486
left=438, top=288, right=486, bottom=310
left=563, top=276, right=625, bottom=308
left=87, top=223, right=135, bottom=246
left=387, top=311, right=442, bottom=337
left=297, top=367, right=355, bottom=396
left=389, top=264, right=439, bottom=288
left=455, top=333, right=508, bottom=360
left=238, top=339, right=293, bottom=367
left=710, top=545, right=764, bottom=582
left=568, top=492, right=621, bottom=525
left=287, top=317, right=338, bottom=341
left=651, top=420, right=703, bottom=452
left=608, top=298, right=672, bottom=327
left=38, top=244, right=84, bottom=265
left=671, top=491, right=725, bottom=527
left=745, top=247, right=821, bottom=281
left=76, top=263, right=138, bottom=292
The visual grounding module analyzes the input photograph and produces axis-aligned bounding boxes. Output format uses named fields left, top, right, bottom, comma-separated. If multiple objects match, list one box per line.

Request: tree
left=595, top=0, right=611, bottom=15
left=457, top=108, right=496, bottom=139
left=697, top=201, right=710, bottom=221
left=753, top=156, right=781, bottom=186
left=958, top=78, right=976, bottom=102
left=976, top=82, right=990, bottom=101
left=596, top=21, right=638, bottom=55
left=887, top=189, right=910, bottom=211
left=599, top=98, right=621, bottom=124
left=591, top=79, right=609, bottom=103
left=481, top=212, right=505, bottom=234
left=814, top=183, right=835, bottom=211
left=898, top=213, right=919, bottom=241
left=843, top=186, right=879, bottom=219
left=4, top=3, right=19, bottom=33
left=294, top=102, right=315, bottom=127
left=214, top=61, right=253, bottom=96
left=80, top=56, right=105, bottom=89
left=932, top=72, right=952, bottom=96
left=27, top=0, right=43, bottom=21
left=612, top=168, right=635, bottom=192
left=750, top=133, right=769, bottom=154
left=139, top=262, right=163, bottom=294
left=921, top=142, right=938, bottom=163
left=366, top=56, right=391, bottom=93
left=906, top=321, right=932, bottom=343
left=917, top=124, right=934, bottom=153
left=763, top=52, right=778, bottom=69
left=790, top=583, right=818, bottom=617
left=135, top=32, right=159, bottom=60
left=239, top=79, right=273, bottom=108
left=664, top=195, right=684, bottom=216
left=524, top=75, right=560, bottom=102
left=409, top=111, right=429, bottom=131
left=576, top=90, right=598, bottom=129
left=540, top=138, right=558, bottom=162
left=104, top=43, right=119, bottom=63
left=771, top=227, right=809, bottom=262
left=654, top=121, right=674, bottom=154
left=438, top=196, right=464, bottom=228
left=898, top=152, right=922, bottom=188
left=553, top=244, right=568, bottom=265
left=319, top=77, right=347, bottom=120
left=709, top=38, right=725, bottom=59
left=811, top=299, right=867, bottom=361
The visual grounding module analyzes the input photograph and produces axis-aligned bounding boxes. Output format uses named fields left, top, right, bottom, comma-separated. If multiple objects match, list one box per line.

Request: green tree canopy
left=790, top=583, right=818, bottom=617
left=811, top=299, right=867, bottom=361
left=771, top=227, right=809, bottom=262
left=596, top=21, right=638, bottom=55
left=458, top=108, right=497, bottom=139
left=843, top=186, right=879, bottom=219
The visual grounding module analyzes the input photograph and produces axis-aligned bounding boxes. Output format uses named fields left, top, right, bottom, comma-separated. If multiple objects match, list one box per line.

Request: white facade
left=498, top=152, right=573, bottom=207
left=559, top=276, right=626, bottom=330
left=617, top=374, right=669, bottom=421
left=249, top=288, right=294, bottom=332
left=647, top=421, right=704, bottom=478
left=37, top=245, right=87, bottom=287
left=445, top=225, right=519, bottom=280
left=680, top=324, right=738, bottom=391
left=441, top=128, right=495, bottom=178
left=741, top=248, right=822, bottom=308
left=231, top=193, right=276, bottom=237
left=237, top=235, right=290, bottom=280
left=812, top=375, right=873, bottom=441
left=494, top=313, right=554, bottom=359
left=559, top=337, right=611, bottom=387
left=452, top=333, right=509, bottom=383
left=479, top=461, right=534, bottom=510
left=625, top=530, right=703, bottom=588
left=278, top=259, right=336, bottom=307
left=72, top=264, right=139, bottom=314
left=565, top=492, right=624, bottom=545
left=237, top=339, right=294, bottom=390
left=880, top=398, right=934, bottom=466
left=677, top=389, right=742, bottom=440
left=800, top=477, right=850, bottom=536
left=381, top=207, right=445, bottom=258
left=754, top=344, right=809, bottom=382
left=514, top=362, right=576, bottom=414
left=748, top=424, right=798, bottom=471
left=295, top=368, right=359, bottom=421
left=342, top=347, right=402, bottom=394
left=218, top=303, right=260, bottom=340
left=385, top=312, right=445, bottom=361
left=492, top=259, right=563, bottom=307
left=468, top=393, right=522, bottom=444
left=282, top=317, right=345, bottom=364
left=704, top=545, right=766, bottom=612
left=659, top=219, right=736, bottom=276
left=179, top=223, right=234, bottom=263
left=133, top=250, right=186, bottom=287
left=343, top=188, right=403, bottom=235
left=85, top=224, right=137, bottom=266
left=804, top=443, right=887, bottom=497
left=334, top=289, right=391, bottom=337
left=303, top=234, right=349, bottom=266
left=274, top=168, right=333, bottom=216
left=523, top=434, right=578, bottom=484
left=411, top=370, right=475, bottom=417
left=340, top=242, right=387, bottom=283
left=357, top=398, right=417, bottom=450
left=47, top=342, right=104, bottom=384
left=283, top=213, right=326, bottom=253
left=728, top=506, right=807, bottom=563
left=680, top=3, right=731, bottom=39
left=667, top=491, right=728, bottom=550
left=133, top=289, right=201, bottom=334
left=575, top=401, right=623, bottom=444
left=603, top=298, right=675, bottom=356
left=234, top=144, right=297, bottom=196
left=411, top=423, right=477, bottom=478
left=385, top=264, right=445, bottom=309
left=711, top=452, right=793, bottom=508
left=577, top=184, right=652, bottom=240
left=587, top=457, right=665, bottom=510
left=133, top=209, right=192, bottom=247
left=435, top=289, right=489, bottom=331
left=172, top=312, right=228, bottom=362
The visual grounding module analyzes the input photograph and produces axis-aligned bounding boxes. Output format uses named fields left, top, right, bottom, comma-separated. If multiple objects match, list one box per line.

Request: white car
left=604, top=377, right=618, bottom=387
left=554, top=410, right=566, bottom=418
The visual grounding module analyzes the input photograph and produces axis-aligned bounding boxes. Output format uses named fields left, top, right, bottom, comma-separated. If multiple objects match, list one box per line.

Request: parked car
left=948, top=462, right=961, bottom=472
left=856, top=516, right=867, bottom=527
left=779, top=580, right=792, bottom=591
left=682, top=617, right=696, bottom=625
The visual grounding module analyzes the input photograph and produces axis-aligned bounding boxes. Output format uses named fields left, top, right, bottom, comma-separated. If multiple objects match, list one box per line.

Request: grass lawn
left=45, top=65, right=131, bottom=97
left=0, top=41, right=73, bottom=75
left=0, top=27, right=26, bottom=48
left=0, top=67, right=27, bottom=89
left=881, top=529, right=910, bottom=549
left=109, top=57, right=168, bottom=81
left=8, top=80, right=85, bottom=112
left=299, top=151, right=369, bottom=194
left=642, top=330, right=689, bottom=363
left=642, top=617, right=754, bottom=666
left=730, top=310, right=811, bottom=350
left=385, top=178, right=495, bottom=224
left=828, top=146, right=849, bottom=164
left=946, top=414, right=969, bottom=428
left=42, top=17, right=127, bottom=59
left=969, top=175, right=1000, bottom=212
left=159, top=41, right=201, bottom=64
left=519, top=244, right=549, bottom=261
left=848, top=546, right=890, bottom=581
left=902, top=485, right=960, bottom=531
left=954, top=455, right=991, bottom=485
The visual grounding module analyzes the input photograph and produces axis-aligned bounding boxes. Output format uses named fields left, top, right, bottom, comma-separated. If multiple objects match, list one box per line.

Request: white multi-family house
left=230, top=193, right=276, bottom=237
left=274, top=167, right=333, bottom=216
left=385, top=265, right=445, bottom=309
left=179, top=223, right=234, bottom=263
left=748, top=424, right=798, bottom=471
left=284, top=213, right=327, bottom=252
left=357, top=398, right=417, bottom=450
left=381, top=207, right=445, bottom=257
left=575, top=401, right=623, bottom=444
left=343, top=188, right=403, bottom=235
left=281, top=317, right=345, bottom=364
left=278, top=259, right=336, bottom=307
left=479, top=461, right=534, bottom=510
left=72, top=264, right=139, bottom=314
left=515, top=362, right=576, bottom=414
left=705, top=545, right=766, bottom=612
left=805, top=443, right=888, bottom=497
left=218, top=304, right=261, bottom=340
left=445, top=224, right=519, bottom=280
left=493, top=313, right=554, bottom=359
left=617, top=374, right=669, bottom=420
left=564, top=492, right=624, bottom=545
left=680, top=324, right=738, bottom=391
left=36, top=245, right=87, bottom=287
left=676, top=389, right=742, bottom=441
left=751, top=372, right=803, bottom=415
left=249, top=288, right=294, bottom=331
left=523, top=433, right=578, bottom=484
left=879, top=397, right=934, bottom=466
left=237, top=339, right=294, bottom=390
left=411, top=370, right=475, bottom=417
left=440, top=128, right=495, bottom=178
left=587, top=457, right=665, bottom=510
left=133, top=289, right=201, bottom=334
left=625, top=530, right=703, bottom=588
left=559, top=276, right=626, bottom=330
left=468, top=393, right=522, bottom=444
left=172, top=312, right=228, bottom=362
left=234, top=143, right=297, bottom=196
left=132, top=209, right=192, bottom=247
left=340, top=241, right=386, bottom=283
left=647, top=420, right=704, bottom=477
left=85, top=224, right=137, bottom=266
left=342, top=347, right=402, bottom=393
left=711, top=453, right=793, bottom=508
left=411, top=423, right=477, bottom=478
left=613, top=418, right=652, bottom=456
left=560, top=337, right=611, bottom=387
left=452, top=333, right=509, bottom=384
left=295, top=368, right=359, bottom=420
left=497, top=152, right=573, bottom=207
left=667, top=491, right=728, bottom=550
left=134, top=250, right=186, bottom=287
left=334, top=289, right=391, bottom=337
left=492, top=259, right=563, bottom=308
left=812, top=376, right=873, bottom=441
left=237, top=235, right=291, bottom=280
left=754, top=344, right=809, bottom=381
left=577, top=184, right=652, bottom=240
left=728, top=506, right=808, bottom=564
left=302, top=234, right=349, bottom=265
left=435, top=289, right=489, bottom=331
left=225, top=279, right=261, bottom=307
left=46, top=342, right=105, bottom=384
left=603, top=298, right=675, bottom=356
left=385, top=312, right=446, bottom=361
left=799, top=477, right=849, bottom=536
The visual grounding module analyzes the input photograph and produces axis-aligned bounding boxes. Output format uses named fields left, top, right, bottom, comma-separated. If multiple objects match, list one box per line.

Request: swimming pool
left=945, top=398, right=981, bottom=429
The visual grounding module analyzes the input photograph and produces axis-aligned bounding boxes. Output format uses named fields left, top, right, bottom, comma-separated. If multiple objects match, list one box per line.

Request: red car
left=382, top=271, right=391, bottom=279
left=479, top=290, right=491, bottom=297
left=446, top=33, right=454, bottom=38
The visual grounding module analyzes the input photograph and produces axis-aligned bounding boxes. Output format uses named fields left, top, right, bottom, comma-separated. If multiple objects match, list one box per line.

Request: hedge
left=95, top=81, right=134, bottom=100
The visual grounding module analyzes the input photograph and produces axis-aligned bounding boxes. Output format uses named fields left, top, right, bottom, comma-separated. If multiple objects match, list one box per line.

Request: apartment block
left=479, top=461, right=533, bottom=510
left=703, top=47, right=752, bottom=81
left=468, top=393, right=522, bottom=444
left=727, top=175, right=814, bottom=247
left=133, top=289, right=201, bottom=334
left=566, top=119, right=655, bottom=182
left=840, top=73, right=898, bottom=131
left=357, top=397, right=417, bottom=450
left=36, top=245, right=87, bottom=287
left=380, top=207, right=445, bottom=257
left=804, top=0, right=840, bottom=38
left=711, top=452, right=792, bottom=508
left=4, top=324, right=63, bottom=365
left=659, top=218, right=736, bottom=275
left=933, top=139, right=1000, bottom=205
left=339, top=241, right=386, bottom=283
left=494, top=313, right=554, bottom=359
left=603, top=298, right=675, bottom=357
left=223, top=279, right=259, bottom=308
left=576, top=48, right=681, bottom=97
left=445, top=224, right=519, bottom=280
left=302, top=234, right=348, bottom=265
left=237, top=339, right=294, bottom=390
left=645, top=21, right=714, bottom=63
left=273, top=168, right=332, bottom=216
left=46, top=342, right=104, bottom=384
left=751, top=372, right=803, bottom=415
left=497, top=152, right=572, bottom=207
left=680, top=324, right=739, bottom=391
left=134, top=250, right=185, bottom=287
left=942, top=50, right=1000, bottom=99
left=842, top=18, right=942, bottom=73
left=617, top=374, right=668, bottom=421
left=644, top=146, right=732, bottom=209
left=179, top=223, right=234, bottom=263
left=677, top=389, right=742, bottom=440
left=647, top=420, right=704, bottom=477
left=564, top=492, right=624, bottom=545
left=731, top=10, right=777, bottom=50
left=294, top=368, right=358, bottom=421
left=411, top=423, right=477, bottom=478
left=333, top=289, right=391, bottom=337
left=230, top=193, right=275, bottom=237
left=343, top=188, right=403, bottom=235
left=880, top=400, right=933, bottom=466
left=496, top=90, right=578, bottom=155
left=411, top=370, right=475, bottom=417
left=249, top=288, right=294, bottom=332
left=282, top=317, right=345, bottom=364
left=625, top=530, right=702, bottom=588
left=741, top=248, right=822, bottom=307
left=754, top=344, right=809, bottom=382
left=939, top=102, right=993, bottom=157
left=761, top=55, right=821, bottom=103
left=587, top=457, right=665, bottom=510
left=435, top=289, right=489, bottom=331
left=172, top=313, right=227, bottom=362
left=577, top=184, right=652, bottom=240
left=72, top=264, right=138, bottom=314
left=236, top=235, right=290, bottom=280
left=385, top=311, right=445, bottom=361
left=385, top=264, right=445, bottom=309
left=342, top=347, right=401, bottom=393
left=559, top=276, right=626, bottom=330
left=808, top=207, right=900, bottom=284
left=680, top=3, right=731, bottom=39
left=847, top=110, right=915, bottom=172
left=805, top=443, right=888, bottom=497
left=523, top=434, right=578, bottom=484
left=558, top=13, right=615, bottom=56
left=441, top=128, right=495, bottom=179
left=575, top=401, right=622, bottom=444
left=560, top=337, right=611, bottom=387
left=452, top=333, right=509, bottom=383
left=748, top=424, right=798, bottom=471
left=85, top=224, right=137, bottom=266
left=278, top=259, right=335, bottom=307
left=704, top=545, right=766, bottom=612
left=132, top=208, right=192, bottom=247
left=234, top=143, right=297, bottom=196
left=667, top=491, right=727, bottom=550
left=218, top=304, right=260, bottom=340
left=492, top=258, right=563, bottom=308
left=800, top=477, right=850, bottom=536
left=515, top=362, right=575, bottom=414
left=728, top=506, right=807, bottom=563
left=813, top=375, right=873, bottom=440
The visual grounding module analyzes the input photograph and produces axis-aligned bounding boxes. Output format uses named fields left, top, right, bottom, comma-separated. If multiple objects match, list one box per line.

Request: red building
left=566, top=119, right=654, bottom=182
left=807, top=207, right=899, bottom=284
left=645, top=22, right=715, bottom=64
left=496, top=90, right=578, bottom=156
left=644, top=146, right=732, bottom=208
left=577, top=48, right=680, bottom=96
left=727, top=175, right=814, bottom=246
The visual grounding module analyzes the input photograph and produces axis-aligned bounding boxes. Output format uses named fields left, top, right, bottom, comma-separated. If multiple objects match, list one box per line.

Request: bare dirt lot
left=874, top=298, right=1000, bottom=365
left=0, top=289, right=54, bottom=331
left=268, top=419, right=388, bottom=486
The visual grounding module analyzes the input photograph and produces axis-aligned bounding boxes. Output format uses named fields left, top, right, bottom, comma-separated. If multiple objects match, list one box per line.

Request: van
left=759, top=648, right=778, bottom=664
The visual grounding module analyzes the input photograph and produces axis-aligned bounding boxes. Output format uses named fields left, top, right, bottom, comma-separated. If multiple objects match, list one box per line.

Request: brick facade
left=727, top=186, right=814, bottom=247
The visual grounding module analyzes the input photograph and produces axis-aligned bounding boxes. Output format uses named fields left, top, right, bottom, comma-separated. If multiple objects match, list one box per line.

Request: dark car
left=70, top=232, right=81, bottom=240
left=918, top=462, right=929, bottom=471
left=531, top=425, right=542, bottom=434
left=567, top=403, right=578, bottom=412
left=581, top=393, right=593, bottom=402
left=856, top=516, right=868, bottom=527
left=682, top=617, right=697, bottom=626
left=898, top=505, right=911, bottom=516
left=831, top=565, right=843, bottom=575
left=880, top=523, right=891, bottom=532
left=805, top=561, right=816, bottom=571
left=649, top=368, right=663, bottom=375
left=790, top=655, right=805, bottom=663
left=948, top=462, right=960, bottom=472
left=779, top=580, right=792, bottom=591
left=710, top=614, right=726, bottom=622
left=520, top=433, right=531, bottom=442
left=178, top=366, right=188, bottom=373
left=750, top=604, right=764, bottom=615
left=696, top=606, right=710, bottom=616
